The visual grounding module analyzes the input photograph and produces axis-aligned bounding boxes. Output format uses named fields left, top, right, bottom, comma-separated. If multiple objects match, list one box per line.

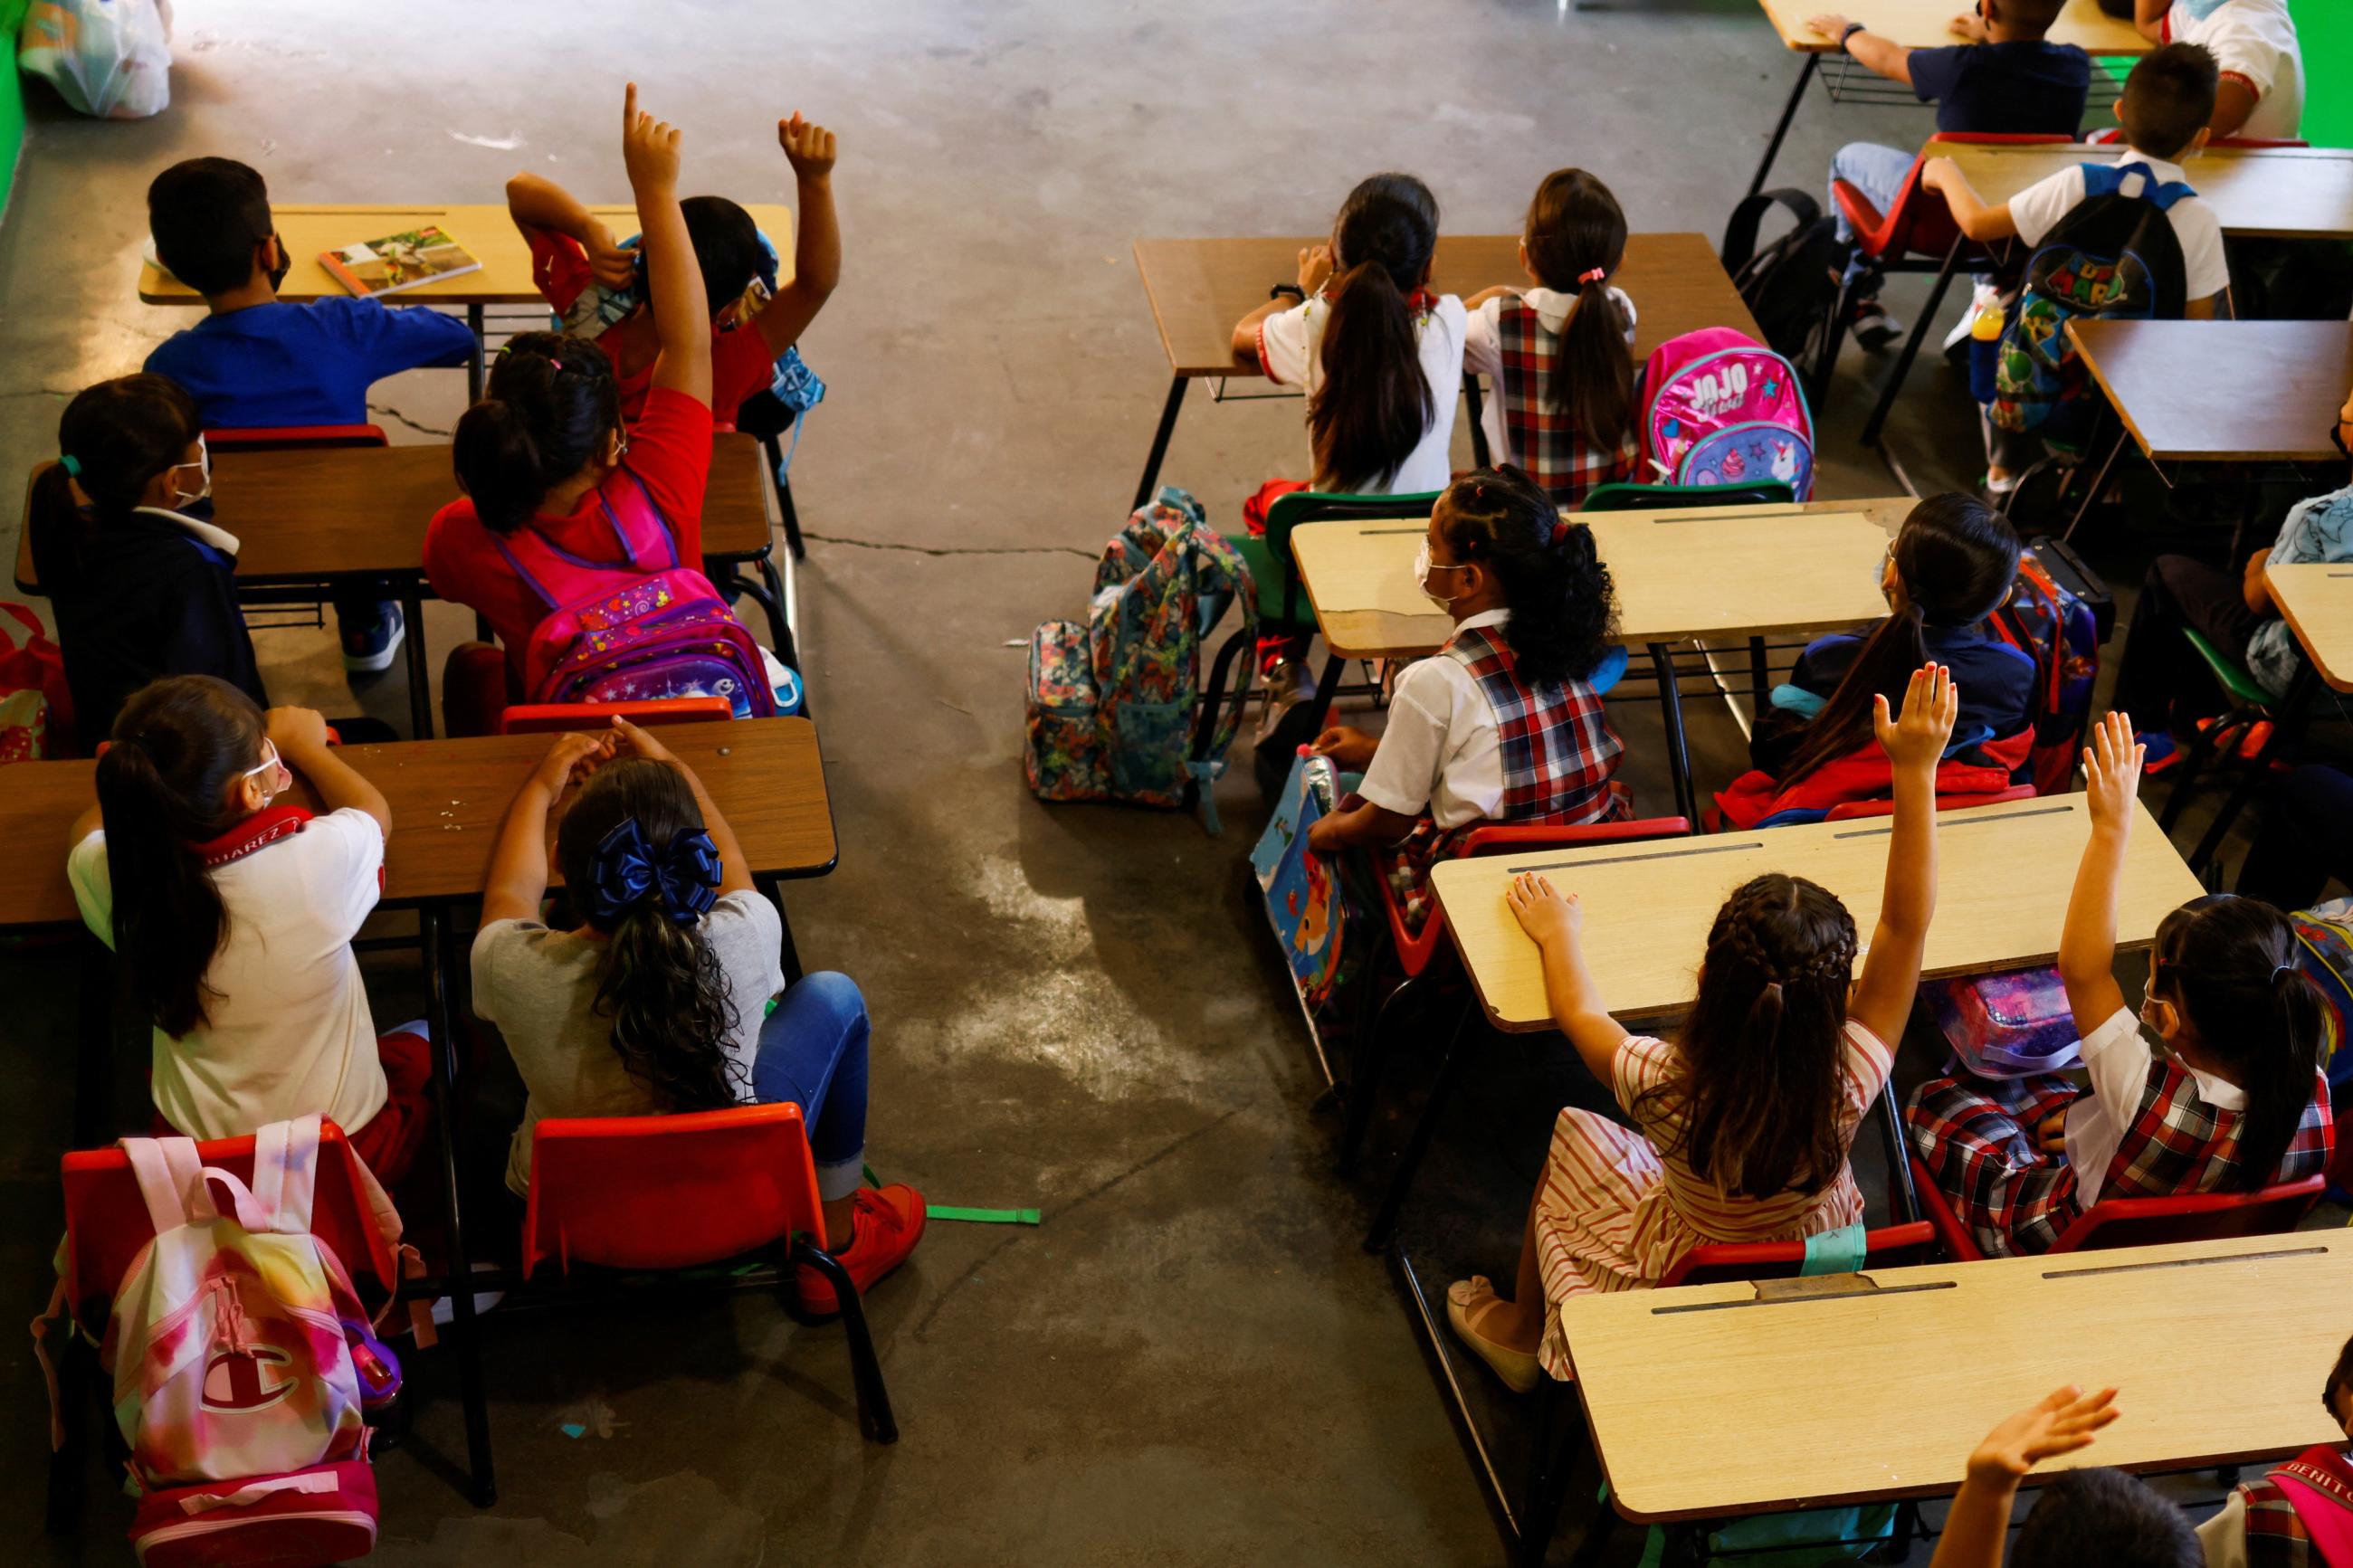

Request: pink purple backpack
left=492, top=469, right=776, bottom=718
left=1639, top=328, right=1815, bottom=500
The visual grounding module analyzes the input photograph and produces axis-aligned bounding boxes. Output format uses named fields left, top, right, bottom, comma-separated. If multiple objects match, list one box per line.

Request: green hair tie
left=58, top=455, right=80, bottom=478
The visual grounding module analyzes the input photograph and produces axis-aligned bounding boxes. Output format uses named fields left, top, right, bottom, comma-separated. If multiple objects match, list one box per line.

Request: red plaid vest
left=1496, top=297, right=1637, bottom=508
left=2100, top=1058, right=2334, bottom=1201
left=2242, top=1447, right=2353, bottom=1567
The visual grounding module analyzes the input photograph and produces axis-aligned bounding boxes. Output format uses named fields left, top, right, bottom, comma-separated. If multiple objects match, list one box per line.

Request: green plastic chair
left=1580, top=480, right=1797, bottom=513
left=2158, top=628, right=2281, bottom=833
left=1228, top=489, right=1443, bottom=634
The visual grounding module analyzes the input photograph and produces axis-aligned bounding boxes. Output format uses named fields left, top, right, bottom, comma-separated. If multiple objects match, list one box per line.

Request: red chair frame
left=202, top=424, right=390, bottom=451
left=1821, top=783, right=2036, bottom=822
left=1909, top=1155, right=2324, bottom=1261
left=498, top=698, right=735, bottom=736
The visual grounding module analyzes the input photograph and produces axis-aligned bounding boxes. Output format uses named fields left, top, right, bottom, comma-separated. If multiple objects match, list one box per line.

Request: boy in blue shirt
left=144, top=158, right=479, bottom=672
left=1807, top=0, right=2090, bottom=347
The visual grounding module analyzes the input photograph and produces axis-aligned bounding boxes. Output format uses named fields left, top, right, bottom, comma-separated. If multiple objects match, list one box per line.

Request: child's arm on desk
left=1506, top=872, right=1628, bottom=1081
left=1920, top=158, right=2020, bottom=243
left=481, top=732, right=614, bottom=926
left=1847, top=664, right=1958, bottom=1049
left=1806, top=13, right=1913, bottom=86
left=2058, top=711, right=2143, bottom=1036
left=1231, top=245, right=1335, bottom=366
left=2131, top=0, right=2169, bottom=45
left=1931, top=1386, right=2121, bottom=1568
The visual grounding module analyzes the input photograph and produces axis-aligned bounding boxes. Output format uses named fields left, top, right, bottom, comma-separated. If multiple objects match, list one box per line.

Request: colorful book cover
left=319, top=225, right=481, bottom=299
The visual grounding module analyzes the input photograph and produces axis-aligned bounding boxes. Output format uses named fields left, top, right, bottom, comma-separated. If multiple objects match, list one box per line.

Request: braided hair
left=1434, top=465, right=1618, bottom=686
left=1637, top=873, right=1859, bottom=1199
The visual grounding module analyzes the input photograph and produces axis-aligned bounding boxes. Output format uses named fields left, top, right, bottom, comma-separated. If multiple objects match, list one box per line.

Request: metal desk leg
left=1649, top=642, right=1698, bottom=827
left=74, top=934, right=114, bottom=1149
left=2186, top=663, right=2315, bottom=879
left=2059, top=421, right=2130, bottom=546
left=465, top=305, right=486, bottom=404
left=1133, top=375, right=1191, bottom=511
left=1306, top=651, right=1348, bottom=735
left=757, top=873, right=805, bottom=984
left=420, top=908, right=497, bottom=1506
left=1362, top=997, right=1475, bottom=1253
left=1463, top=374, right=1492, bottom=470
left=1739, top=52, right=1819, bottom=213
left=1748, top=635, right=1770, bottom=713
left=401, top=590, right=433, bottom=739
left=1860, top=237, right=1964, bottom=450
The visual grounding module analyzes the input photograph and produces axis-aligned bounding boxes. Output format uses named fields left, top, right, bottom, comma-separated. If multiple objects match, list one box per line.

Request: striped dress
left=1533, top=1022, right=1892, bottom=1379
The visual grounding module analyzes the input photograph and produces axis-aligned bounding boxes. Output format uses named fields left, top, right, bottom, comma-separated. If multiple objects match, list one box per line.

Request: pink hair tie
left=1577, top=267, right=1605, bottom=285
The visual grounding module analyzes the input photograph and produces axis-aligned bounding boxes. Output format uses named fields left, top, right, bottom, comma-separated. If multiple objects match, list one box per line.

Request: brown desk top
left=2070, top=320, right=2353, bottom=464
left=2264, top=562, right=2353, bottom=694
left=1565, top=1232, right=2353, bottom=1521
left=15, top=434, right=776, bottom=594
left=1132, top=233, right=1759, bottom=379
left=1940, top=143, right=2353, bottom=241
left=138, top=204, right=795, bottom=307
left=1760, top=0, right=2145, bottom=54
left=0, top=718, right=832, bottom=930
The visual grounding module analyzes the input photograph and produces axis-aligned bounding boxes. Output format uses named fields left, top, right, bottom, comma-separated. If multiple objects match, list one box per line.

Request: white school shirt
left=1256, top=290, right=1468, bottom=495
left=1358, top=608, right=1516, bottom=829
left=2003, top=149, right=2232, bottom=307
left=2170, top=0, right=2303, bottom=140
left=2061, top=1005, right=2246, bottom=1204
left=68, top=808, right=389, bottom=1141
left=1462, top=285, right=1639, bottom=470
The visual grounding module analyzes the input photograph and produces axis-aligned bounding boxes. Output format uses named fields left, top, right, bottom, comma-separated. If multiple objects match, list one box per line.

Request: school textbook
left=319, top=225, right=481, bottom=299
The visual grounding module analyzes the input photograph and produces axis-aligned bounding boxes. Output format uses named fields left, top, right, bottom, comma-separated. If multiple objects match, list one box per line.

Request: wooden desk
left=138, top=203, right=797, bottom=308
left=1760, top=0, right=2144, bottom=52
left=2264, top=562, right=2353, bottom=694
left=1940, top=143, right=2353, bottom=241
left=1431, top=794, right=2201, bottom=1028
left=2070, top=320, right=2353, bottom=465
left=1564, top=1232, right=2353, bottom=1523
left=1127, top=233, right=1758, bottom=508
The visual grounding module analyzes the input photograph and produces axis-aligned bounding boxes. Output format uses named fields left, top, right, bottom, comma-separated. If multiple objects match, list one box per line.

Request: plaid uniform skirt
left=1904, top=1074, right=2088, bottom=1258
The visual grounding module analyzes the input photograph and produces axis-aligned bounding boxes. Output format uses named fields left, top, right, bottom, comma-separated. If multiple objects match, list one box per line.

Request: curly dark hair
left=555, top=757, right=742, bottom=1112
left=1433, top=464, right=1618, bottom=687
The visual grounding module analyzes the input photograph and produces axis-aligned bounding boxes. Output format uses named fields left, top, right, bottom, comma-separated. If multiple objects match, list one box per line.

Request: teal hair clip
left=58, top=455, right=81, bottom=478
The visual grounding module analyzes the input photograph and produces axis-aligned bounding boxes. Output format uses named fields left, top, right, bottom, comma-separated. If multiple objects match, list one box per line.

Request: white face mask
left=167, top=434, right=212, bottom=508
left=1412, top=540, right=1466, bottom=609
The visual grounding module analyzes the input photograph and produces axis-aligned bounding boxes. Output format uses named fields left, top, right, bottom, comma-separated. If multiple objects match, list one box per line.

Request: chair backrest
left=1261, top=489, right=1442, bottom=625
left=203, top=425, right=390, bottom=451
left=520, top=1103, right=824, bottom=1277
left=2046, top=1174, right=2326, bottom=1254
left=1659, top=1221, right=1937, bottom=1288
left=2211, top=137, right=2308, bottom=149
left=1376, top=815, right=1692, bottom=975
left=498, top=697, right=736, bottom=736
left=1823, top=784, right=2036, bottom=822
left=1580, top=480, right=1794, bottom=514
left=1873, top=134, right=2077, bottom=261
left=59, top=1123, right=398, bottom=1335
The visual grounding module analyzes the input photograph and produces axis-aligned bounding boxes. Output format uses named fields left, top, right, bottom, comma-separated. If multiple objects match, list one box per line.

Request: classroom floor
left=2, top=2, right=2342, bottom=1563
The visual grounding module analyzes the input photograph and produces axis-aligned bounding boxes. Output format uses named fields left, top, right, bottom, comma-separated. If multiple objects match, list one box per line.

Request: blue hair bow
left=588, top=817, right=722, bottom=925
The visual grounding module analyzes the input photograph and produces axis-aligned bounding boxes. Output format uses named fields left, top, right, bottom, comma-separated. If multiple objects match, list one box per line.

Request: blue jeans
left=751, top=971, right=870, bottom=1203
left=1829, top=140, right=1919, bottom=287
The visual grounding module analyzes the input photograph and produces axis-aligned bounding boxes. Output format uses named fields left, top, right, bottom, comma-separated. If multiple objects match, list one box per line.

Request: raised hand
left=1298, top=243, right=1335, bottom=295
left=2082, top=710, right=2145, bottom=834
left=621, top=82, right=682, bottom=196
left=581, top=217, right=637, bottom=291
left=1965, top=1385, right=2120, bottom=1487
left=779, top=112, right=837, bottom=181
left=1873, top=662, right=1959, bottom=775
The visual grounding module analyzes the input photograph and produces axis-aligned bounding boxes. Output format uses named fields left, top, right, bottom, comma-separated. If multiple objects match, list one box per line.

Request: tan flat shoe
left=1445, top=1276, right=1541, bottom=1394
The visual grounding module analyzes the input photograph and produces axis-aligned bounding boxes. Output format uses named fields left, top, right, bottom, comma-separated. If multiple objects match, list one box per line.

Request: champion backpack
left=1720, top=188, right=1848, bottom=376
left=491, top=469, right=777, bottom=719
left=1989, top=539, right=2105, bottom=796
left=1024, top=487, right=1256, bottom=830
left=1991, top=162, right=2193, bottom=442
left=1640, top=328, right=1816, bottom=500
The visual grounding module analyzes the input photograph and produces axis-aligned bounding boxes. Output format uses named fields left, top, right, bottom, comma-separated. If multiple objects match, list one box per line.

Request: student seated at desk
left=67, top=677, right=432, bottom=1185
left=1806, top=0, right=2090, bottom=347
left=1908, top=714, right=2334, bottom=1258
left=2124, top=0, right=2302, bottom=140
left=2199, top=1330, right=2353, bottom=1566
left=1922, top=44, right=2232, bottom=499
left=1737, top=494, right=2032, bottom=821
left=504, top=109, right=840, bottom=426
left=1932, top=1383, right=2199, bottom=1568
left=1458, top=169, right=1639, bottom=508
left=1443, top=665, right=1957, bottom=1394
left=2116, top=388, right=2353, bottom=770
left=1305, top=468, right=1624, bottom=933
left=473, top=718, right=924, bottom=1311
left=143, top=157, right=478, bottom=676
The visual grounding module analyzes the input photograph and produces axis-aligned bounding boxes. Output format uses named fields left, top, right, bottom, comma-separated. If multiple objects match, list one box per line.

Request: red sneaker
left=795, top=1184, right=927, bottom=1316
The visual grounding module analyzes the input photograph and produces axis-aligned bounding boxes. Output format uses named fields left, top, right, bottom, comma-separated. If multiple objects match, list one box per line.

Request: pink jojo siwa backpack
left=1639, top=328, right=1815, bottom=500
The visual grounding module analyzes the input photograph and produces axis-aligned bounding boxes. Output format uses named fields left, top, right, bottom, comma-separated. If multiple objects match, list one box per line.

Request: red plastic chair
left=1822, top=783, right=2037, bottom=822
left=1658, top=1220, right=1936, bottom=1286
left=497, top=698, right=734, bottom=736
left=2084, top=128, right=2308, bottom=149
left=1909, top=1155, right=2325, bottom=1261
left=202, top=425, right=390, bottom=451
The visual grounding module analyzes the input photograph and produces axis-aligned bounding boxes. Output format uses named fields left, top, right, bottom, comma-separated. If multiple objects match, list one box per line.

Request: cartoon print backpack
left=1252, top=751, right=1367, bottom=1061
left=100, top=1117, right=392, bottom=1566
left=1991, top=163, right=2192, bottom=441
left=1640, top=328, right=1815, bottom=500
left=1989, top=542, right=2104, bottom=795
left=2287, top=900, right=2353, bottom=1193
left=1024, top=487, right=1256, bottom=830
left=491, top=469, right=777, bottom=719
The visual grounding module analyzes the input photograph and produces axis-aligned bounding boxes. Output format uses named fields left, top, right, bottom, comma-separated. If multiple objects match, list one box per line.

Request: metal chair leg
left=2187, top=667, right=2315, bottom=878
left=1362, top=999, right=1476, bottom=1253
left=1860, top=238, right=1965, bottom=449
left=1519, top=1374, right=1583, bottom=1568
left=757, top=436, right=807, bottom=561
left=1737, top=52, right=1819, bottom=211
left=2159, top=715, right=2229, bottom=833
left=791, top=1240, right=900, bottom=1443
left=421, top=908, right=497, bottom=1506
left=1338, top=972, right=1419, bottom=1176
left=1464, top=374, right=1492, bottom=470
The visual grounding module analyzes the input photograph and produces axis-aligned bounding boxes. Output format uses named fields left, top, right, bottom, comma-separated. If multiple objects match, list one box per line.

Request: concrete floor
left=1, top=1, right=2342, bottom=1563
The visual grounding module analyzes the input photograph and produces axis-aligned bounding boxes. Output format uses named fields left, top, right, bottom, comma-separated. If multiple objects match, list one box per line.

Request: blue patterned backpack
left=1024, top=489, right=1256, bottom=829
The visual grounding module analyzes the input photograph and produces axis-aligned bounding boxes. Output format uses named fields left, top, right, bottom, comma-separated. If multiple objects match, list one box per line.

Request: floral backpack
left=1024, top=488, right=1256, bottom=830
left=1640, top=328, right=1815, bottom=499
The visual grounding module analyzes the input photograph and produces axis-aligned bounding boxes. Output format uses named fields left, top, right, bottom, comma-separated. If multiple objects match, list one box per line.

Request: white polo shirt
left=1256, top=290, right=1467, bottom=495
left=2061, top=1005, right=2246, bottom=1203
left=2169, top=0, right=2303, bottom=140
left=1462, top=285, right=1639, bottom=469
left=1360, top=609, right=1522, bottom=829
left=2003, top=149, right=2231, bottom=307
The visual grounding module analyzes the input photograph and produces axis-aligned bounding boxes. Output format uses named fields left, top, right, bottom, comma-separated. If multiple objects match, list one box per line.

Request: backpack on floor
left=104, top=1117, right=386, bottom=1566
left=1023, top=487, right=1256, bottom=829
left=492, top=470, right=776, bottom=719
left=1991, top=163, right=2193, bottom=442
left=1989, top=540, right=2104, bottom=795
left=0, top=601, right=73, bottom=762
left=1640, top=328, right=1815, bottom=500
left=1720, top=188, right=1847, bottom=376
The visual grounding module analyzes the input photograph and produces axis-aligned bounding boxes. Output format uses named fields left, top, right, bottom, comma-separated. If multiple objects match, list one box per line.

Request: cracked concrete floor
left=0, top=0, right=2181, bottom=1563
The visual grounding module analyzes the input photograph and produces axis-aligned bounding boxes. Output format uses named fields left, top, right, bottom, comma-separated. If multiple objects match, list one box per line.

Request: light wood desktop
left=0, top=718, right=834, bottom=932
left=1760, top=0, right=2146, bottom=53
left=1939, top=143, right=2353, bottom=241
left=1563, top=1231, right=2353, bottom=1522
left=1431, top=794, right=2202, bottom=1028
left=2264, top=562, right=2353, bottom=694
left=138, top=204, right=796, bottom=306
left=1291, top=498, right=1910, bottom=661
left=2069, top=320, right=2353, bottom=465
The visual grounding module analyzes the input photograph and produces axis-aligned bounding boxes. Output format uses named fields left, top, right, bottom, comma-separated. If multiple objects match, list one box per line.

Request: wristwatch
left=1270, top=283, right=1306, bottom=304
left=1839, top=20, right=1867, bottom=50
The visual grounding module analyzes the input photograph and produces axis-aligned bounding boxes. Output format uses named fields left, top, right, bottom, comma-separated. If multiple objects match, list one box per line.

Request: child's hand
left=1965, top=1385, right=2120, bottom=1489
left=1310, top=725, right=1378, bottom=774
left=1806, top=12, right=1853, bottom=42
left=1948, top=10, right=1988, bottom=40
left=1298, top=244, right=1335, bottom=296
left=531, top=731, right=613, bottom=796
left=264, top=706, right=330, bottom=760
left=581, top=218, right=636, bottom=291
left=2034, top=1103, right=2068, bottom=1155
left=1920, top=156, right=1961, bottom=195
left=610, top=715, right=680, bottom=766
left=2082, top=710, right=2145, bottom=836
left=620, top=82, right=683, bottom=196
left=1505, top=871, right=1581, bottom=951
left=1873, top=663, right=1959, bottom=775
left=779, top=113, right=837, bottom=182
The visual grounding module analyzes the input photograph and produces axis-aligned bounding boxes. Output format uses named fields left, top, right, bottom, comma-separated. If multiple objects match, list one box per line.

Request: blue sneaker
left=340, top=602, right=405, bottom=675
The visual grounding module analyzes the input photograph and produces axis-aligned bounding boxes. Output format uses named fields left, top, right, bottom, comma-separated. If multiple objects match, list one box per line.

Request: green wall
left=2292, top=0, right=2348, bottom=149
left=0, top=0, right=24, bottom=216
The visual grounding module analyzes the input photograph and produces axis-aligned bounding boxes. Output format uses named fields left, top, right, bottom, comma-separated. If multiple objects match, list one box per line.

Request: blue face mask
left=2176, top=0, right=2229, bottom=22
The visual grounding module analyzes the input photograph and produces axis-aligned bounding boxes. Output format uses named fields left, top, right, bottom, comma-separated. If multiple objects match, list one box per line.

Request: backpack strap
left=2080, top=161, right=2196, bottom=210
left=249, top=1116, right=321, bottom=1237
left=1719, top=188, right=1824, bottom=272
left=487, top=531, right=565, bottom=613
left=121, top=1136, right=205, bottom=1237
left=604, top=467, right=680, bottom=573
left=487, top=467, right=679, bottom=612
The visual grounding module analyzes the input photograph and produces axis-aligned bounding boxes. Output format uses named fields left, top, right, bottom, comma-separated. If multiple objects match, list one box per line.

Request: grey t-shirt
left=472, top=889, right=784, bottom=1194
